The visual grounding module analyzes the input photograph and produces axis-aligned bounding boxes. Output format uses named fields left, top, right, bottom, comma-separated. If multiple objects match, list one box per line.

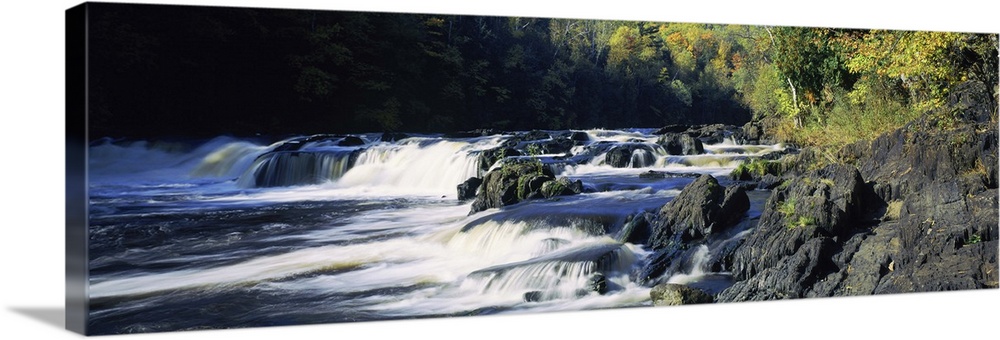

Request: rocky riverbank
left=444, top=81, right=996, bottom=305
left=665, top=80, right=998, bottom=302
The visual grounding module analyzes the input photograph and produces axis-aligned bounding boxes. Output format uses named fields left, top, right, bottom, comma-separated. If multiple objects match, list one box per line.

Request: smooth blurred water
left=86, top=130, right=779, bottom=334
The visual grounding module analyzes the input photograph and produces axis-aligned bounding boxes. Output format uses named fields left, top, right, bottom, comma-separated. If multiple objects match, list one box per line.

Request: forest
left=88, top=3, right=998, bottom=149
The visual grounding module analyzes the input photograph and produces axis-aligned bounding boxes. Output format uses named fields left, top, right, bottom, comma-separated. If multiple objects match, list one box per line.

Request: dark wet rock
left=639, top=170, right=702, bottom=179
left=650, top=284, right=714, bottom=306
left=638, top=175, right=750, bottom=285
left=757, top=174, right=783, bottom=190
left=653, top=124, right=691, bottom=135
left=523, top=291, right=543, bottom=302
left=586, top=273, right=608, bottom=294
left=570, top=131, right=590, bottom=143
left=718, top=237, right=839, bottom=301
left=520, top=130, right=551, bottom=141
left=734, top=117, right=783, bottom=145
left=649, top=175, right=750, bottom=247
left=656, top=133, right=704, bottom=155
left=478, top=147, right=522, bottom=174
left=639, top=170, right=668, bottom=179
left=721, top=83, right=999, bottom=301
left=457, top=177, right=483, bottom=201
left=444, top=129, right=502, bottom=138
left=948, top=80, right=996, bottom=124
left=728, top=164, right=870, bottom=282
left=732, top=122, right=761, bottom=145
left=469, top=160, right=582, bottom=214
left=470, top=161, right=554, bottom=214
left=272, top=134, right=369, bottom=150
left=271, top=140, right=306, bottom=152
left=529, top=137, right=576, bottom=155
left=337, top=136, right=366, bottom=146
left=605, top=144, right=657, bottom=168
left=379, top=132, right=408, bottom=142
left=615, top=212, right=654, bottom=245
left=540, top=177, right=583, bottom=198
left=685, top=124, right=734, bottom=144
left=637, top=233, right=686, bottom=285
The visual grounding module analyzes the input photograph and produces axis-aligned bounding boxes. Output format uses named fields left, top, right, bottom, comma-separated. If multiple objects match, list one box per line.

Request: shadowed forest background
left=89, top=3, right=997, bottom=148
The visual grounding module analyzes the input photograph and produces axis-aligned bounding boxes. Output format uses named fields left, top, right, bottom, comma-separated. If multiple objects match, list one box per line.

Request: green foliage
left=777, top=197, right=814, bottom=229
left=525, top=143, right=545, bottom=175
left=731, top=158, right=780, bottom=179
left=779, top=197, right=796, bottom=219
left=88, top=6, right=997, bottom=140
left=790, top=216, right=815, bottom=229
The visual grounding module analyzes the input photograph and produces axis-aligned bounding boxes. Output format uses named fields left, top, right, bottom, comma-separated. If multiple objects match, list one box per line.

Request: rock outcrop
left=650, top=283, right=714, bottom=306
left=656, top=133, right=704, bottom=155
left=638, top=174, right=750, bottom=284
left=718, top=80, right=999, bottom=302
left=469, top=160, right=582, bottom=214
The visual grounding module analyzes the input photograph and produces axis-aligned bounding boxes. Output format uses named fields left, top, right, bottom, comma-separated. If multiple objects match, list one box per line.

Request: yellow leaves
left=424, top=17, right=445, bottom=28
left=842, top=29, right=970, bottom=111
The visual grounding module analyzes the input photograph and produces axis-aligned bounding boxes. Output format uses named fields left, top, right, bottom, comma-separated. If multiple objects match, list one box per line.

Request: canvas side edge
left=66, top=2, right=90, bottom=336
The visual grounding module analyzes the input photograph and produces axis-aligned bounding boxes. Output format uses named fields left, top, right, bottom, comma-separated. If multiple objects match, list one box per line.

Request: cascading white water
left=236, top=150, right=358, bottom=188
left=89, top=136, right=268, bottom=185
left=666, top=244, right=711, bottom=285
left=190, top=141, right=269, bottom=179
left=629, top=148, right=657, bottom=168
left=460, top=241, right=637, bottom=301
left=335, top=138, right=493, bottom=196
left=447, top=220, right=595, bottom=262
left=87, top=128, right=781, bottom=333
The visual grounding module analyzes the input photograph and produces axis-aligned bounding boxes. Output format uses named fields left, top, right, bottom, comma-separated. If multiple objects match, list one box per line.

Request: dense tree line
left=86, top=3, right=996, bottom=143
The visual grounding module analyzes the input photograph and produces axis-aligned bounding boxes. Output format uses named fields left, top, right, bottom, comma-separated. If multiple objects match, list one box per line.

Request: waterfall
left=190, top=141, right=267, bottom=179
left=461, top=241, right=636, bottom=301
left=334, top=139, right=488, bottom=196
left=236, top=150, right=359, bottom=188
left=629, top=148, right=657, bottom=168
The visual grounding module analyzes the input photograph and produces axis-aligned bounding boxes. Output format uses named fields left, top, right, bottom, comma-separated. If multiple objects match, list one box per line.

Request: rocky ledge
left=715, top=80, right=998, bottom=302
left=468, top=160, right=583, bottom=214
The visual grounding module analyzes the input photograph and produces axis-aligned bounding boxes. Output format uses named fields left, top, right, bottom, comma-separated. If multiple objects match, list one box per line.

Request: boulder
left=717, top=237, right=838, bottom=301
left=729, top=164, right=869, bottom=281
left=653, top=124, right=691, bottom=135
left=605, top=144, right=656, bottom=168
left=528, top=137, right=576, bottom=155
left=718, top=81, right=999, bottom=302
left=379, top=132, right=408, bottom=142
left=615, top=212, right=654, bottom=245
left=469, top=160, right=579, bottom=214
left=336, top=136, right=366, bottom=146
left=657, top=133, right=704, bottom=155
left=457, top=177, right=483, bottom=201
left=638, top=175, right=750, bottom=284
left=684, top=124, right=733, bottom=144
left=650, top=284, right=714, bottom=306
left=648, top=175, right=750, bottom=247
left=478, top=147, right=522, bottom=173
left=520, top=130, right=551, bottom=141
left=540, top=177, right=583, bottom=198
left=569, top=131, right=590, bottom=143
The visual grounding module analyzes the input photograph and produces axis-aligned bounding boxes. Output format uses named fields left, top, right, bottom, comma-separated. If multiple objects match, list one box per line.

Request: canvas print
left=66, top=2, right=999, bottom=335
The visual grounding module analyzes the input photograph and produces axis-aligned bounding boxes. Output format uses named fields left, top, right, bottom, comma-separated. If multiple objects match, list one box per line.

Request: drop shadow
left=9, top=307, right=64, bottom=330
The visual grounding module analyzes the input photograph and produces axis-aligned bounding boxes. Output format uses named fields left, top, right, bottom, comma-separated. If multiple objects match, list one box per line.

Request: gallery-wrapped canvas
left=66, top=1, right=999, bottom=336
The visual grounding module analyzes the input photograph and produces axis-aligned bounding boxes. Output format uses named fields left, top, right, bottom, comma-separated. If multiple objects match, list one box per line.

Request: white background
left=1, top=0, right=998, bottom=339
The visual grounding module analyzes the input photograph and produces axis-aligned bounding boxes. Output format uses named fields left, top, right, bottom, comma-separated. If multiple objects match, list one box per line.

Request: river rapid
left=86, top=129, right=781, bottom=334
